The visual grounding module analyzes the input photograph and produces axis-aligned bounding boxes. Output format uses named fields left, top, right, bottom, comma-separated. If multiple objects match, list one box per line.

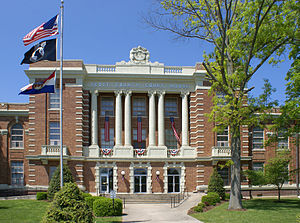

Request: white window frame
left=100, top=97, right=114, bottom=117
left=49, top=122, right=60, bottom=145
left=100, top=128, right=114, bottom=149
left=252, top=127, right=264, bottom=150
left=133, top=97, right=146, bottom=117
left=217, top=127, right=229, bottom=147
left=11, top=161, right=24, bottom=186
left=165, top=97, right=178, bottom=117
left=49, top=90, right=60, bottom=109
left=10, top=124, right=24, bottom=148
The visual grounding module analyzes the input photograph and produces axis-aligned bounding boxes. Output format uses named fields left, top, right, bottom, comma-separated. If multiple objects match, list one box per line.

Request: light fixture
left=121, top=170, right=125, bottom=181
left=156, top=170, right=160, bottom=181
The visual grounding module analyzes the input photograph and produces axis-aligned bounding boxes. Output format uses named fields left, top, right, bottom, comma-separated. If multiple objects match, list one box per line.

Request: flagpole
left=59, top=0, right=64, bottom=189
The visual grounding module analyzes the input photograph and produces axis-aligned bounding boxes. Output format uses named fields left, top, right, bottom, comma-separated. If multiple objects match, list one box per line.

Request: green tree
left=208, top=168, right=226, bottom=200
left=265, top=152, right=291, bottom=201
left=43, top=182, right=94, bottom=223
left=47, top=164, right=74, bottom=200
left=244, top=169, right=266, bottom=199
left=147, top=0, right=298, bottom=209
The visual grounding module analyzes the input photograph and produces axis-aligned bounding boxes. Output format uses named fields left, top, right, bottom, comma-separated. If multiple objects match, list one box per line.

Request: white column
left=148, top=91, right=156, bottom=146
left=115, top=91, right=122, bottom=146
left=158, top=91, right=165, bottom=146
left=91, top=90, right=98, bottom=146
left=181, top=91, right=189, bottom=147
left=124, top=91, right=132, bottom=147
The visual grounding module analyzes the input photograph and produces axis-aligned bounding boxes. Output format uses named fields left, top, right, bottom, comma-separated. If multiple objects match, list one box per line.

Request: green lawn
left=0, top=199, right=49, bottom=223
left=191, top=198, right=300, bottom=223
left=0, top=199, right=122, bottom=223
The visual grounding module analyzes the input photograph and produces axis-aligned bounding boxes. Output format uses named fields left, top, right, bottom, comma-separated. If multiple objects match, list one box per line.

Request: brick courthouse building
left=0, top=46, right=298, bottom=195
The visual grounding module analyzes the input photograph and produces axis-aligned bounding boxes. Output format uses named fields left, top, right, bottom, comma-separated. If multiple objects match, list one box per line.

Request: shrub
left=195, top=202, right=206, bottom=212
left=82, top=192, right=92, bottom=199
left=201, top=194, right=219, bottom=206
left=36, top=192, right=47, bottom=200
left=194, top=204, right=205, bottom=212
left=43, top=182, right=94, bottom=223
left=207, top=168, right=226, bottom=200
left=207, top=192, right=221, bottom=203
left=224, top=193, right=230, bottom=200
left=93, top=197, right=122, bottom=217
left=85, top=196, right=105, bottom=210
left=47, top=165, right=74, bottom=200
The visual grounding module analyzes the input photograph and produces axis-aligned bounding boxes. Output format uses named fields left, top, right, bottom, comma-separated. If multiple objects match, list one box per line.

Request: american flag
left=104, top=117, right=110, bottom=142
left=23, top=15, right=59, bottom=46
left=137, top=117, right=142, bottom=143
left=170, top=117, right=181, bottom=146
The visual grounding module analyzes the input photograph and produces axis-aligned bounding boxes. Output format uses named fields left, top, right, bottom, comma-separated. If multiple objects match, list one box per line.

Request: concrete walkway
left=122, top=193, right=204, bottom=223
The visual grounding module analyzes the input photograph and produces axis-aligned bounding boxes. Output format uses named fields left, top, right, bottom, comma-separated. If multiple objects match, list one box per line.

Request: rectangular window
left=49, top=122, right=60, bottom=145
left=165, top=98, right=178, bottom=117
left=101, top=97, right=114, bottom=116
left=217, top=167, right=229, bottom=186
left=278, top=131, right=288, bottom=150
left=49, top=166, right=57, bottom=182
left=253, top=162, right=264, bottom=171
left=100, top=128, right=114, bottom=148
left=133, top=128, right=146, bottom=149
left=11, top=161, right=24, bottom=186
left=165, top=129, right=178, bottom=149
left=217, top=127, right=229, bottom=147
left=252, top=127, right=264, bottom=150
left=133, top=97, right=146, bottom=116
left=49, top=90, right=60, bottom=109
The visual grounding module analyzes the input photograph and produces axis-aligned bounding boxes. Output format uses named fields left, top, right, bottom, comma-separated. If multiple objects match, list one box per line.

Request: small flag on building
left=21, top=39, right=56, bottom=65
left=19, top=71, right=56, bottom=95
left=170, top=117, right=181, bottom=146
left=137, top=117, right=142, bottom=143
left=23, top=15, right=59, bottom=46
left=104, top=117, right=110, bottom=142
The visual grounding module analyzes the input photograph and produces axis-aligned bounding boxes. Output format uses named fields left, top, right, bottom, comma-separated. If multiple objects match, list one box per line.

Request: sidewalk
left=122, top=193, right=204, bottom=223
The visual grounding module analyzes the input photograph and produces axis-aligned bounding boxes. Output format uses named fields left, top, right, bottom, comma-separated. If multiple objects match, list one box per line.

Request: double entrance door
left=100, top=168, right=113, bottom=193
left=134, top=168, right=147, bottom=193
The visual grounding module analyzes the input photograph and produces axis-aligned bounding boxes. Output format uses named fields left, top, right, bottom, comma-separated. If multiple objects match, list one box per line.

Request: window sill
left=48, top=108, right=60, bottom=111
left=252, top=149, right=266, bottom=152
left=10, top=147, right=24, bottom=150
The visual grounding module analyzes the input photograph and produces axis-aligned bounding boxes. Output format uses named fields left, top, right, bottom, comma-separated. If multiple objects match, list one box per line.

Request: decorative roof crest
left=129, top=46, right=150, bottom=64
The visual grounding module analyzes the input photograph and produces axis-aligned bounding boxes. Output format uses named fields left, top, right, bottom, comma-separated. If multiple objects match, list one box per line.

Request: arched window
left=11, top=124, right=24, bottom=148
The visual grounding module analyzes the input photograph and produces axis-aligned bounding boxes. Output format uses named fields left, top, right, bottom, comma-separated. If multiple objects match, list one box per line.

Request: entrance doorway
left=100, top=168, right=113, bottom=193
left=134, top=168, right=147, bottom=193
left=168, top=168, right=180, bottom=193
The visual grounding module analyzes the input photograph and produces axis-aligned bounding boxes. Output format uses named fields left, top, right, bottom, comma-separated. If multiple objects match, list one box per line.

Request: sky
left=0, top=0, right=292, bottom=104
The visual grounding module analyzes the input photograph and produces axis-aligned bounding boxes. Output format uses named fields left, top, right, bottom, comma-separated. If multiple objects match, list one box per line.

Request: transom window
left=101, top=128, right=114, bottom=148
left=11, top=161, right=24, bottom=186
left=11, top=124, right=24, bottom=148
left=252, top=127, right=264, bottom=150
left=49, top=90, right=60, bottom=109
left=165, top=129, right=178, bottom=149
left=133, top=97, right=146, bottom=116
left=165, top=98, right=178, bottom=117
left=101, top=97, right=114, bottom=116
left=49, top=122, right=60, bottom=145
left=217, top=127, right=229, bottom=147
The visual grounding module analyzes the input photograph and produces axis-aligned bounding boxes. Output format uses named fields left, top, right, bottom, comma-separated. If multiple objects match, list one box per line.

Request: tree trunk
left=228, top=125, right=243, bottom=209
left=278, top=186, right=281, bottom=201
